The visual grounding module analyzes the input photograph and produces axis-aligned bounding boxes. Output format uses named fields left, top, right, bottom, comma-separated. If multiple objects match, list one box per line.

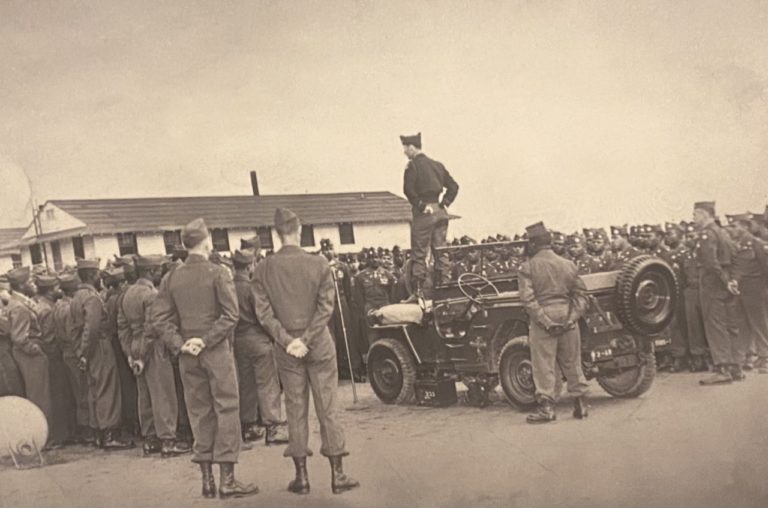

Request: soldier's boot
left=526, top=401, right=556, bottom=424
left=756, top=358, right=768, bottom=374
left=142, top=436, right=161, bottom=456
left=729, top=364, right=746, bottom=381
left=200, top=462, right=216, bottom=499
left=242, top=423, right=265, bottom=442
left=573, top=396, right=589, bottom=419
left=265, top=423, right=290, bottom=446
left=161, top=439, right=192, bottom=458
left=329, top=456, right=360, bottom=495
left=743, top=355, right=755, bottom=371
left=218, top=463, right=259, bottom=499
left=77, top=426, right=97, bottom=446
left=287, top=457, right=310, bottom=495
left=102, top=429, right=135, bottom=451
left=93, top=428, right=104, bottom=449
left=699, top=365, right=733, bottom=386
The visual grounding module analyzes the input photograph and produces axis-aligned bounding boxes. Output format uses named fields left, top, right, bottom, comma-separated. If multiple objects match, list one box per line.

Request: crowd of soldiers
left=1, top=202, right=766, bottom=467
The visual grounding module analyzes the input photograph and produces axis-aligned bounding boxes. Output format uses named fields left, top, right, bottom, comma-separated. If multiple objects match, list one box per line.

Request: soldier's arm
left=78, top=295, right=103, bottom=358
left=699, top=232, right=730, bottom=286
left=303, top=262, right=336, bottom=348
left=517, top=262, right=555, bottom=329
left=403, top=165, right=423, bottom=211
left=567, top=273, right=590, bottom=323
left=37, top=304, right=56, bottom=347
left=251, top=262, right=295, bottom=349
left=8, top=305, right=36, bottom=354
left=117, top=296, right=133, bottom=359
left=152, top=273, right=185, bottom=355
left=201, top=268, right=239, bottom=349
left=138, top=291, right=158, bottom=361
left=438, top=162, right=459, bottom=208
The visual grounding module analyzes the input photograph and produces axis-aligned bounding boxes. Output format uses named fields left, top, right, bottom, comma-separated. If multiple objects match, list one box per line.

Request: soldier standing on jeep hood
left=518, top=222, right=591, bottom=424
left=400, top=132, right=459, bottom=300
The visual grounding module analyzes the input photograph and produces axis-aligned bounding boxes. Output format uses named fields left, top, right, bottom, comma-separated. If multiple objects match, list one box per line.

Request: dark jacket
left=403, top=153, right=459, bottom=212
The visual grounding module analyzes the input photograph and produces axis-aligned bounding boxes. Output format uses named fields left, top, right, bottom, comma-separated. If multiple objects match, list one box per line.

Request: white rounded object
left=0, top=396, right=48, bottom=459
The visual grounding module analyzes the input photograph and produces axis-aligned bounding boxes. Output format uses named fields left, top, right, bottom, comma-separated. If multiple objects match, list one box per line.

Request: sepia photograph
left=1, top=1, right=767, bottom=507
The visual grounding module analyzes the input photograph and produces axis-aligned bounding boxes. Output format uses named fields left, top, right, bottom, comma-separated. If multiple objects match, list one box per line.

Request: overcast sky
left=1, top=0, right=767, bottom=237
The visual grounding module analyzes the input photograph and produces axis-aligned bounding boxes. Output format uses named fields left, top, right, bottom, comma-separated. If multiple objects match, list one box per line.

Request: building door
left=50, top=241, right=63, bottom=271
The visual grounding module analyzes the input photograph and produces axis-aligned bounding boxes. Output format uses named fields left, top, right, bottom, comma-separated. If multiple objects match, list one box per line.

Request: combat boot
left=200, top=462, right=216, bottom=499
left=526, top=401, right=556, bottom=424
left=287, top=457, right=310, bottom=495
left=265, top=423, right=290, bottom=446
left=329, top=456, right=360, bottom=494
left=142, top=436, right=161, bottom=456
left=93, top=429, right=104, bottom=449
left=573, top=396, right=589, bottom=419
left=218, top=462, right=259, bottom=499
left=102, top=429, right=135, bottom=451
left=242, top=422, right=265, bottom=442
left=699, top=365, right=733, bottom=385
left=161, top=439, right=191, bottom=458
left=756, top=358, right=768, bottom=374
left=669, top=356, right=688, bottom=373
left=689, top=355, right=708, bottom=373
left=729, top=364, right=746, bottom=381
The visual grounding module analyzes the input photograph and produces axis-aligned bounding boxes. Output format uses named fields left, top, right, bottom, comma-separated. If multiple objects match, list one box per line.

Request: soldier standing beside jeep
left=518, top=222, right=591, bottom=424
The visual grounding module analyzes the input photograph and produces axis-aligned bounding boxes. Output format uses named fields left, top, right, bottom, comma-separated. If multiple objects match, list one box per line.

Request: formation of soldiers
left=0, top=209, right=359, bottom=498
left=1, top=198, right=767, bottom=490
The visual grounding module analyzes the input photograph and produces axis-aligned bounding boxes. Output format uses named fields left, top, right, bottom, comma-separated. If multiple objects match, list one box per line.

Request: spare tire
left=615, top=255, right=678, bottom=336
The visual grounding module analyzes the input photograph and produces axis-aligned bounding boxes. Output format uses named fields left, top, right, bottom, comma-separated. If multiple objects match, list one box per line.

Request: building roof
left=49, top=191, right=413, bottom=234
left=0, top=227, right=26, bottom=254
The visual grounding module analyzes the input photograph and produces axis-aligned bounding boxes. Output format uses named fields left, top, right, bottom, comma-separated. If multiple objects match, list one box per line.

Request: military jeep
left=365, top=241, right=678, bottom=409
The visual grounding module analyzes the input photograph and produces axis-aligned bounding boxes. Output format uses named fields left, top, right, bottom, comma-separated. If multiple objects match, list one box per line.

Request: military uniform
left=36, top=286, right=76, bottom=445
left=7, top=287, right=52, bottom=424
left=352, top=264, right=396, bottom=349
left=695, top=204, right=745, bottom=383
left=519, top=223, right=590, bottom=423
left=53, top=276, right=91, bottom=434
left=71, top=279, right=125, bottom=433
left=401, top=134, right=459, bottom=294
left=0, top=299, right=24, bottom=397
left=232, top=265, right=284, bottom=434
left=252, top=245, right=347, bottom=457
left=104, top=273, right=138, bottom=435
left=119, top=275, right=181, bottom=446
left=154, top=252, right=241, bottom=464
left=730, top=230, right=768, bottom=370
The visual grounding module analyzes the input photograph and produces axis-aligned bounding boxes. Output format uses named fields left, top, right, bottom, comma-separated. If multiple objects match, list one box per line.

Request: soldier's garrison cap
left=58, top=272, right=81, bottom=290
left=136, top=255, right=165, bottom=268
left=525, top=222, right=549, bottom=239
left=6, top=266, right=31, bottom=285
left=694, top=201, right=716, bottom=216
left=240, top=235, right=261, bottom=251
left=399, top=132, right=422, bottom=149
left=77, top=258, right=101, bottom=270
left=274, top=208, right=300, bottom=234
left=182, top=218, right=209, bottom=248
left=35, top=274, right=59, bottom=288
left=232, top=250, right=254, bottom=265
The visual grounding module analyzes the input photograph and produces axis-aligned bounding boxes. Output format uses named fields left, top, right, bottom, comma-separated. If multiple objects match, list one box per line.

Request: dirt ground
left=2, top=371, right=768, bottom=508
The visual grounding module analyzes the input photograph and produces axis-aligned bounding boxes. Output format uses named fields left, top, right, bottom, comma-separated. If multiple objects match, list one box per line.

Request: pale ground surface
left=2, top=372, right=768, bottom=508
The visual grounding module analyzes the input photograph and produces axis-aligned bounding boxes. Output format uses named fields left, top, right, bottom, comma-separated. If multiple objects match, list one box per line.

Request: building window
left=117, top=232, right=138, bottom=256
left=72, top=236, right=85, bottom=260
left=163, top=230, right=182, bottom=254
left=338, top=223, right=355, bottom=245
left=11, top=254, right=22, bottom=269
left=30, top=244, right=43, bottom=265
left=300, top=225, right=315, bottom=247
left=257, top=226, right=273, bottom=250
left=50, top=241, right=63, bottom=271
left=45, top=208, right=55, bottom=220
left=211, top=228, right=230, bottom=252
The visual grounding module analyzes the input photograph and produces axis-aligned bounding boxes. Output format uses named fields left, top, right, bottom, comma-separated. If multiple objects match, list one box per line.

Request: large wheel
left=367, top=339, right=416, bottom=405
left=615, top=255, right=678, bottom=336
left=498, top=337, right=537, bottom=410
left=596, top=351, right=656, bottom=398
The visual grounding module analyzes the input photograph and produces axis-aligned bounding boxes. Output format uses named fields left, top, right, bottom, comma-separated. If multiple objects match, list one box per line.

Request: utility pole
left=31, top=199, right=49, bottom=270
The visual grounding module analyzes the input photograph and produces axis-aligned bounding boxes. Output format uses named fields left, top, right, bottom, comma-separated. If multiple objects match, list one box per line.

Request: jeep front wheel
left=498, top=337, right=538, bottom=410
left=596, top=351, right=656, bottom=398
left=367, top=339, right=416, bottom=405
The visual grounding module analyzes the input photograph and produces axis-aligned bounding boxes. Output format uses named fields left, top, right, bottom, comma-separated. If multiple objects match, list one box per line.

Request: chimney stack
left=250, top=171, right=260, bottom=196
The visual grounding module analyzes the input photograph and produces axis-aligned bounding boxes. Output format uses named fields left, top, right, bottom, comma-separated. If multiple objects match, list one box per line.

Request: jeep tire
left=615, top=255, right=678, bottom=336
left=367, top=339, right=416, bottom=405
left=498, top=337, right=538, bottom=410
left=596, top=350, right=656, bottom=398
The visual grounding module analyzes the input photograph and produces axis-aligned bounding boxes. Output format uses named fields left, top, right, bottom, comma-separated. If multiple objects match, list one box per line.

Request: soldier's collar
left=10, top=292, right=34, bottom=306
